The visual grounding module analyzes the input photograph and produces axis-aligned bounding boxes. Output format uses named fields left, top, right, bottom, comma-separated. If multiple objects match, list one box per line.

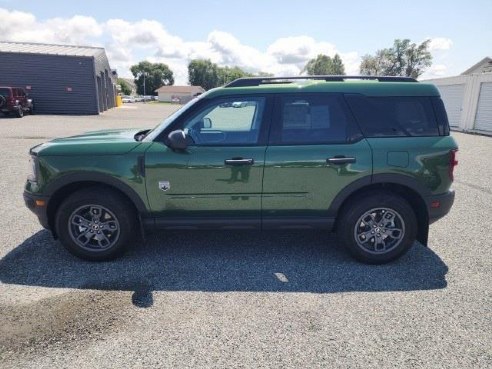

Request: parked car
left=0, top=86, right=34, bottom=117
left=121, top=95, right=135, bottom=103
left=24, top=76, right=458, bottom=263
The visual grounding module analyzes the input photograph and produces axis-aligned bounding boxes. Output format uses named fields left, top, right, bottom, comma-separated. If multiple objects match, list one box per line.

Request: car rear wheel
left=337, top=191, right=417, bottom=264
left=55, top=188, right=137, bottom=261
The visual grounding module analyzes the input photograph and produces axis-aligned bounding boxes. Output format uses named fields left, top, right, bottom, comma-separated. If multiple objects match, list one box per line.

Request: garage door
left=474, top=82, right=492, bottom=132
left=437, top=84, right=465, bottom=127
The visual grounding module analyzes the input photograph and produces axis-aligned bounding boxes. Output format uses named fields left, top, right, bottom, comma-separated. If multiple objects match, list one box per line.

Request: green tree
left=302, top=54, right=346, bottom=75
left=360, top=39, right=432, bottom=78
left=332, top=54, right=345, bottom=75
left=188, top=59, right=219, bottom=90
left=188, top=59, right=276, bottom=89
left=217, top=66, right=253, bottom=85
left=130, top=61, right=174, bottom=96
left=117, top=78, right=132, bottom=95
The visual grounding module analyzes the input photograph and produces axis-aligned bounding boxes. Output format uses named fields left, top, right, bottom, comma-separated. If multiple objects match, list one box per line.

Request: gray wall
left=0, top=52, right=100, bottom=114
left=94, top=51, right=116, bottom=112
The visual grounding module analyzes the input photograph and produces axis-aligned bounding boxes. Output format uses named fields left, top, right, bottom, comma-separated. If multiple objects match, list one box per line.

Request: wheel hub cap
left=354, top=207, right=405, bottom=254
left=68, top=205, right=120, bottom=251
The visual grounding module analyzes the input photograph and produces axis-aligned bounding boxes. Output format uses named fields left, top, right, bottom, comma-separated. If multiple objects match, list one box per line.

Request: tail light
left=449, top=149, right=458, bottom=181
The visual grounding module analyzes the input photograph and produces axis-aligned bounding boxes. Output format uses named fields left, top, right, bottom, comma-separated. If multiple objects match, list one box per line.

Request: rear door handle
left=326, top=156, right=356, bottom=165
left=224, top=158, right=255, bottom=166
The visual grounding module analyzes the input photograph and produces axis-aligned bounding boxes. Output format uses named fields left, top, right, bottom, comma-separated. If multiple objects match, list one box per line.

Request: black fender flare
left=44, top=171, right=148, bottom=213
left=327, top=173, right=431, bottom=217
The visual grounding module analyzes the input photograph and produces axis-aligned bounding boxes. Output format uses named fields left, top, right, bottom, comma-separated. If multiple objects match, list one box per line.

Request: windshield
left=143, top=95, right=206, bottom=142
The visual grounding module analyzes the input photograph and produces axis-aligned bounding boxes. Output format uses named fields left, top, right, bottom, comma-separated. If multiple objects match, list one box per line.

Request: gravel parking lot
left=0, top=104, right=490, bottom=368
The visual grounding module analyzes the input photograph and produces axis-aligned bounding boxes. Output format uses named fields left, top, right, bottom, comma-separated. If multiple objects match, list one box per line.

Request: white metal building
left=424, top=57, right=492, bottom=134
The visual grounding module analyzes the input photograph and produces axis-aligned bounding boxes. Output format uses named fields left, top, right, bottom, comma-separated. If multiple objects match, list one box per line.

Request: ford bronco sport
left=0, top=86, right=34, bottom=117
left=24, top=76, right=458, bottom=263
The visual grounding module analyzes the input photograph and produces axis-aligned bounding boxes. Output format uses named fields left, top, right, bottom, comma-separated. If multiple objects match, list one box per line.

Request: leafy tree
left=188, top=60, right=266, bottom=89
left=130, top=61, right=174, bottom=95
left=359, top=39, right=432, bottom=78
left=117, top=78, right=132, bottom=95
left=188, top=59, right=219, bottom=90
left=302, top=54, right=346, bottom=75
left=218, top=66, right=253, bottom=85
left=332, top=54, right=345, bottom=75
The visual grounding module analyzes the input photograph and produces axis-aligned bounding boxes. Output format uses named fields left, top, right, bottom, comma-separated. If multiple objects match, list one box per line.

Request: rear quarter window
left=345, top=95, right=440, bottom=137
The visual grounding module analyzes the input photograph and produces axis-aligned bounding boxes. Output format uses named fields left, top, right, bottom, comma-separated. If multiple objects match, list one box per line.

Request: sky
left=0, top=0, right=491, bottom=85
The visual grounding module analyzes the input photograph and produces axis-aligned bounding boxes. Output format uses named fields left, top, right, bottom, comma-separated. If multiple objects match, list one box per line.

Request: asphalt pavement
left=0, top=104, right=490, bottom=368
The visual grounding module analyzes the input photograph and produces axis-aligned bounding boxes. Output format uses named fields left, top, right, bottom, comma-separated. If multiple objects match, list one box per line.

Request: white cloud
left=421, top=64, right=448, bottom=79
left=0, top=8, right=102, bottom=45
left=267, top=36, right=337, bottom=66
left=428, top=37, right=453, bottom=51
left=0, top=7, right=363, bottom=84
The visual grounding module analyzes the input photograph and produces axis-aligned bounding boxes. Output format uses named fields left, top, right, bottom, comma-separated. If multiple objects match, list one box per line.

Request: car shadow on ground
left=0, top=230, right=448, bottom=307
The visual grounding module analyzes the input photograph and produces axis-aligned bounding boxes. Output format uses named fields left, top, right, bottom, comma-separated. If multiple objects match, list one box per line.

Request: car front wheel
left=337, top=192, right=417, bottom=264
left=55, top=188, right=137, bottom=261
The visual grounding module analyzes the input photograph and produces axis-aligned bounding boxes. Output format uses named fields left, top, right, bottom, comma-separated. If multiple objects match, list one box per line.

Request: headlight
left=27, top=155, right=38, bottom=182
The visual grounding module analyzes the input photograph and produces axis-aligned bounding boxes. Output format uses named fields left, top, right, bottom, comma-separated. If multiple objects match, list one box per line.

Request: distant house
left=424, top=57, right=492, bottom=134
left=155, top=85, right=205, bottom=103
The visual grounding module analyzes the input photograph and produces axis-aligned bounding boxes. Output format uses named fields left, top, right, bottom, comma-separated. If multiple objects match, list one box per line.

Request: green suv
left=24, top=76, right=458, bottom=264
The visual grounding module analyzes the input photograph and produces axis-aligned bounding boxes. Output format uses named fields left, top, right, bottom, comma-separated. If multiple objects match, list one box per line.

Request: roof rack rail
left=225, top=75, right=417, bottom=88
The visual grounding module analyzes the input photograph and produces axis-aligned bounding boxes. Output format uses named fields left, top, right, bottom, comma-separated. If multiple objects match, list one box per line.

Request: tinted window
left=183, top=97, right=265, bottom=146
left=346, top=95, right=439, bottom=137
left=0, top=88, right=10, bottom=97
left=271, top=94, right=353, bottom=145
left=431, top=97, right=450, bottom=136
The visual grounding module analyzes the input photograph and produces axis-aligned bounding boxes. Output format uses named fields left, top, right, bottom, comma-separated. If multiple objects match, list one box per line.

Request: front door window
left=183, top=97, right=266, bottom=146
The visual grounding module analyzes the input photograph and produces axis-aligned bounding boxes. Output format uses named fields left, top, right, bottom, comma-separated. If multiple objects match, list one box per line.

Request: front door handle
left=224, top=158, right=255, bottom=166
left=326, top=156, right=356, bottom=165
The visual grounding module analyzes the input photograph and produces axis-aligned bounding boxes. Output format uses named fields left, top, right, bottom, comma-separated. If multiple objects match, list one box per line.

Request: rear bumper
left=427, top=190, right=455, bottom=224
left=23, top=191, right=50, bottom=229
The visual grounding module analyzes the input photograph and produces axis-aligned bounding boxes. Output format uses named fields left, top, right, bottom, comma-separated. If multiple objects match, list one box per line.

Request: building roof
left=155, top=85, right=205, bottom=94
left=461, top=57, right=492, bottom=75
left=0, top=41, right=105, bottom=57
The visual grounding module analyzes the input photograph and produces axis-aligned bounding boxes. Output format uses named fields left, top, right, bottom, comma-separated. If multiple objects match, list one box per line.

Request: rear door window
left=346, top=95, right=440, bottom=137
left=270, top=94, right=359, bottom=145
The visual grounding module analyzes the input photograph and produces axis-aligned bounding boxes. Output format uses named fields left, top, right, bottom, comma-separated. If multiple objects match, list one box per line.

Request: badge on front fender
left=158, top=181, right=170, bottom=191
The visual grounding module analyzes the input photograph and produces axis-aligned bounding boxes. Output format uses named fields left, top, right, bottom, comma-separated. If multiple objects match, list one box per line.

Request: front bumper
left=23, top=191, right=50, bottom=229
left=427, top=190, right=455, bottom=224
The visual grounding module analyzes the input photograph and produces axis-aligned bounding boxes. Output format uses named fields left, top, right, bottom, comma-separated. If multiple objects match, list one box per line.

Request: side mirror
left=203, top=117, right=212, bottom=129
left=167, top=130, right=188, bottom=150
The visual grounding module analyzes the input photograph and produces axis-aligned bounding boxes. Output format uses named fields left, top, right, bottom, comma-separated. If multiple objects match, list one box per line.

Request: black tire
left=16, top=107, right=24, bottom=118
left=337, top=191, right=417, bottom=264
left=2, top=112, right=9, bottom=117
left=55, top=188, right=137, bottom=261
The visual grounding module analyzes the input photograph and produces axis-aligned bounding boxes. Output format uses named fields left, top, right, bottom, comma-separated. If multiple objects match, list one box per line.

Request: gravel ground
left=0, top=104, right=490, bottom=368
